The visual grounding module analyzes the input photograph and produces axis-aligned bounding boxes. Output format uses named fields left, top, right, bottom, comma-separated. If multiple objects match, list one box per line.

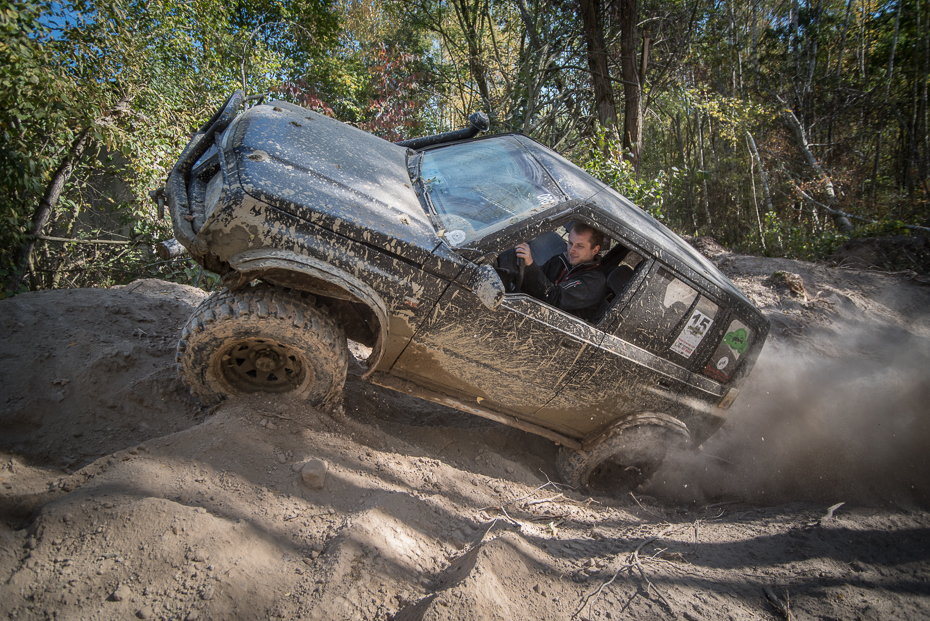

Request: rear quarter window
left=703, top=318, right=754, bottom=383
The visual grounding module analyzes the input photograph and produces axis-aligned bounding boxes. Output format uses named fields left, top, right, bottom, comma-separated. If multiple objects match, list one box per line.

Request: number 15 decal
left=670, top=309, right=713, bottom=358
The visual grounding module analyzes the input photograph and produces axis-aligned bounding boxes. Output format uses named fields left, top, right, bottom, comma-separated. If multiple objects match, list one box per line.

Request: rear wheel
left=177, top=284, right=348, bottom=408
left=556, top=417, right=689, bottom=494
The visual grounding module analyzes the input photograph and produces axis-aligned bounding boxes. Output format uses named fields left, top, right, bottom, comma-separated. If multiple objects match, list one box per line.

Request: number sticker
left=670, top=309, right=713, bottom=358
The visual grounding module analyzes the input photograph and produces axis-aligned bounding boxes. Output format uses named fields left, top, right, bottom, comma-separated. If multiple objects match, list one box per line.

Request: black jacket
left=521, top=253, right=607, bottom=322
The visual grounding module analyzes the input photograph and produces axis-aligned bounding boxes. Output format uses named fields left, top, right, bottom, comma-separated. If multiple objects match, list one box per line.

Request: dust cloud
left=650, top=329, right=930, bottom=508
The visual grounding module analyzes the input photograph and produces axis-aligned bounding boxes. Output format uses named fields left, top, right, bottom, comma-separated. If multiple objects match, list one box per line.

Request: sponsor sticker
left=670, top=309, right=713, bottom=358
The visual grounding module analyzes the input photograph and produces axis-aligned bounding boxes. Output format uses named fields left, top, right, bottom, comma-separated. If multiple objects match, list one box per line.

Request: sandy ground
left=1, top=251, right=929, bottom=620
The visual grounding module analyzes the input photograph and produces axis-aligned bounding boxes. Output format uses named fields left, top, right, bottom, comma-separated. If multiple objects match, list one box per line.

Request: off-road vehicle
left=161, top=90, right=769, bottom=492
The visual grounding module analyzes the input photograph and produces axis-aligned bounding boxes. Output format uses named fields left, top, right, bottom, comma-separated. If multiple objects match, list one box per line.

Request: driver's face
left=566, top=229, right=600, bottom=266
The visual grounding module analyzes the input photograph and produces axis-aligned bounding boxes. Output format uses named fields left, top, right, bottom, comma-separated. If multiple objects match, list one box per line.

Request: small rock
left=771, top=271, right=808, bottom=300
left=136, top=605, right=154, bottom=619
left=185, top=610, right=200, bottom=621
left=200, top=585, right=215, bottom=600
left=24, top=537, right=37, bottom=550
left=109, top=584, right=132, bottom=602
left=266, top=421, right=277, bottom=430
left=190, top=550, right=207, bottom=562
left=62, top=513, right=74, bottom=523
left=260, top=418, right=269, bottom=427
left=300, top=459, right=327, bottom=489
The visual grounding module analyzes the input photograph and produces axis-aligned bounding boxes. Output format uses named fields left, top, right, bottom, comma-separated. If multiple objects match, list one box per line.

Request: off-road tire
left=556, top=419, right=689, bottom=494
left=177, top=284, right=348, bottom=408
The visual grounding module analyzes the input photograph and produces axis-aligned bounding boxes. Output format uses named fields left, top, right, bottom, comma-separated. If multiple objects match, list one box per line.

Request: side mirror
left=467, top=264, right=505, bottom=311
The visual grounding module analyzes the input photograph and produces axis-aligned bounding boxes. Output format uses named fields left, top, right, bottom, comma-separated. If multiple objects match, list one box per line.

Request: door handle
left=559, top=338, right=583, bottom=351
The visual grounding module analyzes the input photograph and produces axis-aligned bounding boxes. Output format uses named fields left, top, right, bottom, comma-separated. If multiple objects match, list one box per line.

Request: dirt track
left=1, top=253, right=929, bottom=620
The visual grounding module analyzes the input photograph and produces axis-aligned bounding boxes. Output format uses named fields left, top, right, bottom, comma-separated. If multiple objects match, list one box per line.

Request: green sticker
left=723, top=328, right=749, bottom=354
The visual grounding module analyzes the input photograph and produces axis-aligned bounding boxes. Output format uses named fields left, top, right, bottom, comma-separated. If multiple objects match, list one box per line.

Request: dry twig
left=629, top=492, right=666, bottom=520
left=631, top=527, right=676, bottom=615
left=763, top=585, right=792, bottom=620
left=573, top=525, right=679, bottom=619
left=525, top=493, right=565, bottom=506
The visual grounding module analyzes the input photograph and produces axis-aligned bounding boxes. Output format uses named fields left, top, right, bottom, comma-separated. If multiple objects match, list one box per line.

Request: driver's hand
left=515, top=243, right=534, bottom=266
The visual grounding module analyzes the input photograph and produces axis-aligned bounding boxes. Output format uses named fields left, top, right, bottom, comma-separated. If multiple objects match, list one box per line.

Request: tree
left=1, top=0, right=343, bottom=293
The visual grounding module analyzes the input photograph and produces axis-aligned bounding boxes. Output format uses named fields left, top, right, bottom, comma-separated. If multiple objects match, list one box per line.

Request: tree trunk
left=674, top=113, right=696, bottom=229
left=870, top=0, right=902, bottom=205
left=834, top=0, right=854, bottom=78
left=695, top=110, right=711, bottom=228
left=578, top=0, right=618, bottom=138
left=11, top=127, right=93, bottom=291
left=452, top=0, right=493, bottom=115
left=909, top=0, right=929, bottom=198
left=619, top=0, right=643, bottom=172
left=751, top=0, right=759, bottom=86
left=746, top=131, right=774, bottom=218
left=747, top=135, right=765, bottom=250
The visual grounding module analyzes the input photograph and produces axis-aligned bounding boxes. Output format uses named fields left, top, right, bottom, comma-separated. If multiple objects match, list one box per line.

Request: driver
left=515, top=223, right=607, bottom=322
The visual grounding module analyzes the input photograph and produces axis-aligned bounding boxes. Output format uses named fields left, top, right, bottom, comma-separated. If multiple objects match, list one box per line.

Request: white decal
left=663, top=279, right=697, bottom=309
left=670, top=309, right=713, bottom=358
left=716, top=356, right=730, bottom=370
left=446, top=230, right=467, bottom=246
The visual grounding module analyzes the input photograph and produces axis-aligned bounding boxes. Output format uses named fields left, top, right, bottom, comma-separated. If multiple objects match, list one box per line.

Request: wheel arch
left=581, top=411, right=691, bottom=452
left=223, top=248, right=388, bottom=375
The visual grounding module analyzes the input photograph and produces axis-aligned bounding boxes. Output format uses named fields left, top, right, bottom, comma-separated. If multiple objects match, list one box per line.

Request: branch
left=38, top=235, right=134, bottom=246
left=791, top=186, right=930, bottom=234
left=780, top=106, right=853, bottom=233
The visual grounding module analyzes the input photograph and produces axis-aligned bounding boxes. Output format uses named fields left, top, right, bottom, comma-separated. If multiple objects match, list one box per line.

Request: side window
left=615, top=267, right=697, bottom=350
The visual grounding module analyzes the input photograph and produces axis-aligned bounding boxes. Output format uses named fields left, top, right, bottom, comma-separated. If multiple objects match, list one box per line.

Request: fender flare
left=225, top=248, right=388, bottom=376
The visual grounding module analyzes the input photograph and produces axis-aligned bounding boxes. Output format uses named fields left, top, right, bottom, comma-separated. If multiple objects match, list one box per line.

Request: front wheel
left=556, top=417, right=690, bottom=494
left=177, top=284, right=348, bottom=408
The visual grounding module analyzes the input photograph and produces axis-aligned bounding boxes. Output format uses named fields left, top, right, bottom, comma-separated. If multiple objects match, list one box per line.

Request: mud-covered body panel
left=165, top=94, right=769, bottom=454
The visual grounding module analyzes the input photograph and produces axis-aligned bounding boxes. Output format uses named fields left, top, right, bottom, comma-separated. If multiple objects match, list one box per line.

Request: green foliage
left=2, top=0, right=928, bottom=296
left=0, top=0, right=60, bottom=272
left=0, top=0, right=345, bottom=295
left=579, top=129, right=675, bottom=221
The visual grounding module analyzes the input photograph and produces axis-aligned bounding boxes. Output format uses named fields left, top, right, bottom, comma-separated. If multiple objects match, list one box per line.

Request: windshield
left=419, top=136, right=563, bottom=246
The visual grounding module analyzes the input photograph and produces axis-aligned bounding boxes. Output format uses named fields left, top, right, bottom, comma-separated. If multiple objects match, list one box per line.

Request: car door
left=539, top=261, right=722, bottom=438
left=389, top=280, right=606, bottom=431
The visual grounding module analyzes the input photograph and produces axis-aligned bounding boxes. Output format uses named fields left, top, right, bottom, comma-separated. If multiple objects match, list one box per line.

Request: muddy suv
left=162, top=91, right=768, bottom=492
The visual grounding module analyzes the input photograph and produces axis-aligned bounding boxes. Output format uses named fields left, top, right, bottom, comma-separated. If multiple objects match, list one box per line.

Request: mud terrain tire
left=557, top=417, right=689, bottom=494
left=177, top=284, right=348, bottom=408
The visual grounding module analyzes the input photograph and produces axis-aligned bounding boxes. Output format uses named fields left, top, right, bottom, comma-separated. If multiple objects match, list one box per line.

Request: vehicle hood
left=227, top=101, right=439, bottom=262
